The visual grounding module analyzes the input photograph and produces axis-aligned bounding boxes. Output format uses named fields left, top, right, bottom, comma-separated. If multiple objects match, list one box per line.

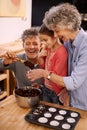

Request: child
left=26, top=24, right=68, bottom=105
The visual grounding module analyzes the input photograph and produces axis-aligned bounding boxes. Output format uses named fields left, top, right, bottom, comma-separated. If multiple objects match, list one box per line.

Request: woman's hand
left=3, top=51, right=18, bottom=65
left=26, top=69, right=49, bottom=81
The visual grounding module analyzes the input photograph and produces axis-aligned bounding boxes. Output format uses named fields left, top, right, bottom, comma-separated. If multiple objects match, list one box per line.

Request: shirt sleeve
left=64, top=46, right=87, bottom=91
left=0, top=58, right=7, bottom=70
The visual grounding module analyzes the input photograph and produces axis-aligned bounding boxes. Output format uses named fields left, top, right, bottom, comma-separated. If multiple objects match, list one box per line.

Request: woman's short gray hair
left=43, top=3, right=81, bottom=31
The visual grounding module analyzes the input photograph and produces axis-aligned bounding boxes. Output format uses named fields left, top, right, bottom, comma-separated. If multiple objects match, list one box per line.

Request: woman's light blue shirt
left=64, top=28, right=87, bottom=110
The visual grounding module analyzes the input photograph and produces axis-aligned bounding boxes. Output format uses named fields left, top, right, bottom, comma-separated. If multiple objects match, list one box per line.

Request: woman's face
left=53, top=28, right=72, bottom=42
left=23, top=36, right=41, bottom=59
left=39, top=34, right=56, bottom=49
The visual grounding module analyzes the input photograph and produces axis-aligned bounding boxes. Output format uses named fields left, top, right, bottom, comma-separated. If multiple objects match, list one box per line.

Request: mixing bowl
left=15, top=86, right=41, bottom=108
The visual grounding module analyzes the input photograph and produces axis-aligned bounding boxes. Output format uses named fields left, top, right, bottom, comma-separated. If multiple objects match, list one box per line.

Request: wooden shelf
left=0, top=70, right=10, bottom=100
left=0, top=73, right=7, bottom=81
left=0, top=91, right=7, bottom=100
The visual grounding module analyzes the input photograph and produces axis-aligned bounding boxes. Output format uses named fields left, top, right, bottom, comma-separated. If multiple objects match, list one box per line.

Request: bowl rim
left=14, top=86, right=41, bottom=97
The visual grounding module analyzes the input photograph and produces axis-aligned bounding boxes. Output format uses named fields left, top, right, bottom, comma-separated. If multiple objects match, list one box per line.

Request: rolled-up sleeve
left=0, top=59, right=10, bottom=70
left=0, top=59, right=5, bottom=70
left=63, top=76, right=74, bottom=90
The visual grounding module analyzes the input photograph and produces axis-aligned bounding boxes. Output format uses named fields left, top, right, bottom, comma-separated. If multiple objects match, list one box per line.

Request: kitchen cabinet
left=0, top=70, right=10, bottom=100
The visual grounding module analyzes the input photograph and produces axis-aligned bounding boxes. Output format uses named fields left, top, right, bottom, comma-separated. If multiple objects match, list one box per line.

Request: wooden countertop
left=0, top=95, right=87, bottom=130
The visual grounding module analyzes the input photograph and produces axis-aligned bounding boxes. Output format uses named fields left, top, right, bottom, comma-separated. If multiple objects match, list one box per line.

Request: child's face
left=39, top=34, right=55, bottom=49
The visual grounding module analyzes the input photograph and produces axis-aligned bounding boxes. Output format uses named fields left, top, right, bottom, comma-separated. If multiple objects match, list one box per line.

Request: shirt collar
left=66, top=28, right=85, bottom=49
left=72, top=28, right=85, bottom=48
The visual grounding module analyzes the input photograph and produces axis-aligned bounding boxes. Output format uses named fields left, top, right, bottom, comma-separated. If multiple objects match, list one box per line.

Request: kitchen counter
left=0, top=95, right=87, bottom=130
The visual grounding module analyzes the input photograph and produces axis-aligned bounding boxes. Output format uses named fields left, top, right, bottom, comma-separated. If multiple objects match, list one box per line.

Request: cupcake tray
left=24, top=104, right=80, bottom=130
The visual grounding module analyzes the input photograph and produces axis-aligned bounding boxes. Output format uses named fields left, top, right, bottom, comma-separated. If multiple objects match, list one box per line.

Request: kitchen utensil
left=15, top=86, right=41, bottom=108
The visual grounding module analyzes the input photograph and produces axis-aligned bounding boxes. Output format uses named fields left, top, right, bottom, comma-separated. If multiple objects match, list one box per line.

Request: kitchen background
left=1, top=0, right=87, bottom=45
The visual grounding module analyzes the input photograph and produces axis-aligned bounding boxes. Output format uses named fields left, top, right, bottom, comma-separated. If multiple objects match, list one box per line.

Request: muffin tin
left=24, top=104, right=80, bottom=130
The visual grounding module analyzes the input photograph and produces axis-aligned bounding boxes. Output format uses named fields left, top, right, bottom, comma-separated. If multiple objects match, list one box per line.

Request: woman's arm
left=26, top=69, right=66, bottom=87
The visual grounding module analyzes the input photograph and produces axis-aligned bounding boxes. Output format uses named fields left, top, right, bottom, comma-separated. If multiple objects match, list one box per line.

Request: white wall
left=0, top=0, right=32, bottom=44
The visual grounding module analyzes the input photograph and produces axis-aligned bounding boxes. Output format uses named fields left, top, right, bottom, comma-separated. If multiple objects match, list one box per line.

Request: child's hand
left=40, top=42, right=48, bottom=57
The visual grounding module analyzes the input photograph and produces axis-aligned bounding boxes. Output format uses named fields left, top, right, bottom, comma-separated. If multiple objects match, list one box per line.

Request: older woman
left=26, top=3, right=87, bottom=110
